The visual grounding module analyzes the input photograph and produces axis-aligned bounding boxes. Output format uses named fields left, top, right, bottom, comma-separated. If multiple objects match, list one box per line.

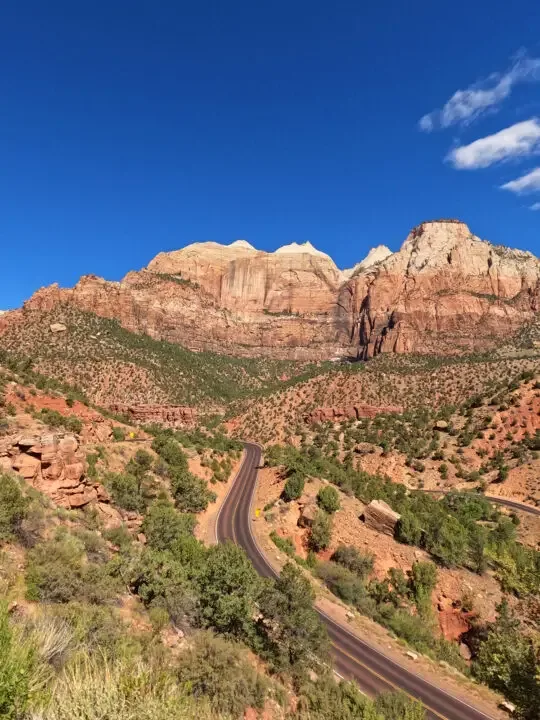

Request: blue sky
left=2, top=0, right=540, bottom=309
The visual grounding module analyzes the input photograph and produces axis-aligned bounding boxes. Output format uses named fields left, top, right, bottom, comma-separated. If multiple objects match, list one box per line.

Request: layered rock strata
left=4, top=220, right=539, bottom=360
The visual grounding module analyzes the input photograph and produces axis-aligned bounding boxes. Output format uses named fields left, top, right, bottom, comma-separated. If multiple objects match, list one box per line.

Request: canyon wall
left=6, top=220, right=540, bottom=360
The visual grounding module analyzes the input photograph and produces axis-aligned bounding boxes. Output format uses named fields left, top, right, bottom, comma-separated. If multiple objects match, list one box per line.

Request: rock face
left=343, top=220, right=540, bottom=358
left=0, top=432, right=115, bottom=515
left=110, top=404, right=197, bottom=427
left=363, top=500, right=401, bottom=537
left=7, top=220, right=540, bottom=360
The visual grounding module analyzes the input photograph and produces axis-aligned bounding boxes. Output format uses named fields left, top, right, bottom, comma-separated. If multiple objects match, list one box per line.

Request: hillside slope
left=0, top=306, right=322, bottom=409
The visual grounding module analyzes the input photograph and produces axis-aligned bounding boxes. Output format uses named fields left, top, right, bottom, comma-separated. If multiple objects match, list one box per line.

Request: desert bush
left=269, top=530, right=295, bottom=557
left=171, top=469, right=216, bottom=513
left=176, top=631, right=267, bottom=717
left=129, top=547, right=199, bottom=629
left=283, top=472, right=305, bottom=501
left=331, top=545, right=374, bottom=581
left=111, top=426, right=125, bottom=442
left=105, top=471, right=145, bottom=513
left=0, top=603, right=35, bottom=719
left=257, top=563, right=328, bottom=676
left=317, top=485, right=340, bottom=514
left=26, top=533, right=117, bottom=605
left=142, top=499, right=197, bottom=551
left=0, top=473, right=28, bottom=542
left=41, top=652, right=214, bottom=720
left=309, top=510, right=332, bottom=551
left=196, top=542, right=261, bottom=638
left=316, top=561, right=366, bottom=605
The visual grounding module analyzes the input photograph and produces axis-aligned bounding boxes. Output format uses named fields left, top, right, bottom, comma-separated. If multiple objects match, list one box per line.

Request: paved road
left=216, top=442, right=495, bottom=720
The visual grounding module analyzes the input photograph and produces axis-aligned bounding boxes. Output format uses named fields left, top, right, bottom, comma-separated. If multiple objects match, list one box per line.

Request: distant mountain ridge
left=2, top=219, right=539, bottom=360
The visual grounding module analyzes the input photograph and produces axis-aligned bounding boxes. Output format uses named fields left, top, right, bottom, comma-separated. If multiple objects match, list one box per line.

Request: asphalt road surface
left=216, top=442, right=496, bottom=720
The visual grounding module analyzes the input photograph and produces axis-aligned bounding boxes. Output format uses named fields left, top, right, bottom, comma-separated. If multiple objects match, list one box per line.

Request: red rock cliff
left=9, top=221, right=540, bottom=360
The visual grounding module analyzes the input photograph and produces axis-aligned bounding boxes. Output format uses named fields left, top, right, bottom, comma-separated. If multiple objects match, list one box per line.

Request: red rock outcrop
left=0, top=432, right=119, bottom=520
left=109, top=403, right=198, bottom=427
left=342, top=220, right=540, bottom=358
left=306, top=403, right=403, bottom=424
left=5, top=220, right=539, bottom=360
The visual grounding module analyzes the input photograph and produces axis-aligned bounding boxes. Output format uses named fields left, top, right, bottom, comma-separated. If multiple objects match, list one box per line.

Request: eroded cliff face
left=342, top=220, right=540, bottom=358
left=7, top=220, right=540, bottom=360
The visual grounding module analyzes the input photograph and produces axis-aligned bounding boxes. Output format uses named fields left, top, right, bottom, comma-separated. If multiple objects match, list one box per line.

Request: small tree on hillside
left=283, top=472, right=305, bottom=502
left=317, top=486, right=340, bottom=514
left=310, top=510, right=332, bottom=551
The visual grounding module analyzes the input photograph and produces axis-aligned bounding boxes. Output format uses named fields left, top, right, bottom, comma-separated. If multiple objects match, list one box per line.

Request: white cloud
left=419, top=54, right=540, bottom=131
left=529, top=202, right=540, bottom=210
left=500, top=167, right=540, bottom=194
left=447, top=119, right=540, bottom=169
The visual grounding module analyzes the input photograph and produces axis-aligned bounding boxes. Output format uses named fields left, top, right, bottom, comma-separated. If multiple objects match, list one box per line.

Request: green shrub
left=171, top=469, right=216, bottom=513
left=196, top=542, right=261, bottom=638
left=295, top=675, right=375, bottom=720
left=331, top=545, right=374, bottom=581
left=0, top=603, right=34, bottom=720
left=257, top=563, right=328, bottom=675
left=374, top=691, right=426, bottom=720
left=142, top=500, right=197, bottom=551
left=317, top=485, right=340, bottom=514
left=41, top=652, right=213, bottom=720
left=105, top=472, right=145, bottom=513
left=269, top=530, right=295, bottom=557
left=309, top=510, right=332, bottom=551
left=111, top=427, right=125, bottom=442
left=26, top=533, right=117, bottom=605
left=102, top=525, right=132, bottom=549
left=0, top=473, right=27, bottom=543
left=283, top=472, right=305, bottom=501
left=129, top=548, right=198, bottom=628
left=177, top=631, right=267, bottom=717
left=316, top=561, right=366, bottom=605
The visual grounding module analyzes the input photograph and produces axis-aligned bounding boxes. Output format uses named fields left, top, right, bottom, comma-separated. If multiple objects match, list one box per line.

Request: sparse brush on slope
left=0, top=307, right=325, bottom=408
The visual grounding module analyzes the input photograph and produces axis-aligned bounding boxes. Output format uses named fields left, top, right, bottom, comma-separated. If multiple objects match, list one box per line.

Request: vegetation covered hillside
left=0, top=306, right=326, bottom=409
left=0, top=363, right=428, bottom=720
left=233, top=351, right=540, bottom=444
left=257, top=439, right=539, bottom=718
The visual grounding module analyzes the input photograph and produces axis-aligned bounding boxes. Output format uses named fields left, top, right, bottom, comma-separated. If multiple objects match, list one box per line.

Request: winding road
left=216, top=442, right=497, bottom=720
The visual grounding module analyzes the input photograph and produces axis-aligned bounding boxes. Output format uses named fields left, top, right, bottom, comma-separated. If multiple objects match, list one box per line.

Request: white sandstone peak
left=229, top=239, right=256, bottom=250
left=274, top=241, right=331, bottom=260
left=343, top=245, right=393, bottom=277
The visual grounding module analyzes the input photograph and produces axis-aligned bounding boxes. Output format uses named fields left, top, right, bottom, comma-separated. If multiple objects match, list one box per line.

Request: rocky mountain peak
left=344, top=245, right=393, bottom=278
left=273, top=241, right=334, bottom=262
left=6, top=218, right=540, bottom=362
left=229, top=239, right=256, bottom=250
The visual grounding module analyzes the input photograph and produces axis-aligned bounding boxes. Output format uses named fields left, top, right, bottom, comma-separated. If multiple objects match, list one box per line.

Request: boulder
left=68, top=487, right=97, bottom=508
left=64, top=462, right=85, bottom=482
left=49, top=322, right=67, bottom=333
left=17, top=436, right=40, bottom=449
left=11, top=453, right=41, bottom=480
left=298, top=502, right=318, bottom=528
left=95, top=484, right=110, bottom=502
left=58, top=435, right=79, bottom=455
left=434, top=420, right=449, bottom=431
left=363, top=500, right=401, bottom=537
left=42, top=459, right=64, bottom=481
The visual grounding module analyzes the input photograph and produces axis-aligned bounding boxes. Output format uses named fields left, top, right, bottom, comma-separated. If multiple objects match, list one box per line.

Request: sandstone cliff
left=342, top=220, right=540, bottom=358
left=5, top=220, right=540, bottom=360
